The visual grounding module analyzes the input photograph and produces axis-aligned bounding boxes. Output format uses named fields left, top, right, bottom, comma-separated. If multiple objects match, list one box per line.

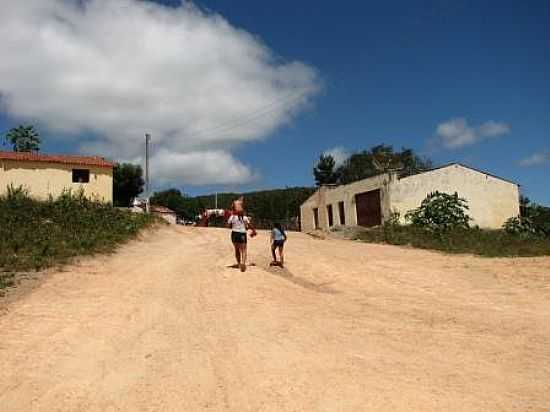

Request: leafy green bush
left=405, top=191, right=471, bottom=232
left=356, top=224, right=550, bottom=257
left=503, top=216, right=539, bottom=239
left=356, top=200, right=550, bottom=257
left=0, top=186, right=158, bottom=273
left=504, top=202, right=550, bottom=239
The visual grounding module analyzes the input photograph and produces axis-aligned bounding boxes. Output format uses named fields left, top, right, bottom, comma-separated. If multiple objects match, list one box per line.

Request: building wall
left=300, top=174, right=392, bottom=232
left=0, top=160, right=113, bottom=202
left=390, top=164, right=520, bottom=229
left=300, top=164, right=520, bottom=232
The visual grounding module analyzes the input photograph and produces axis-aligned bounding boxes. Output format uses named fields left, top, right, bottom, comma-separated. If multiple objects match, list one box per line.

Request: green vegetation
left=0, top=186, right=158, bottom=278
left=113, top=163, right=145, bottom=207
left=150, top=188, right=202, bottom=220
left=195, top=187, right=315, bottom=229
left=356, top=225, right=550, bottom=257
left=151, top=187, right=316, bottom=229
left=356, top=192, right=550, bottom=257
left=505, top=197, right=550, bottom=239
left=313, top=154, right=338, bottom=185
left=313, top=144, right=432, bottom=186
left=405, top=191, right=471, bottom=232
left=0, top=273, right=16, bottom=294
left=4, top=125, right=41, bottom=152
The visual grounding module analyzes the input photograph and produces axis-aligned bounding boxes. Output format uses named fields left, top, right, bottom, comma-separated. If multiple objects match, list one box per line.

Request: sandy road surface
left=1, top=226, right=549, bottom=411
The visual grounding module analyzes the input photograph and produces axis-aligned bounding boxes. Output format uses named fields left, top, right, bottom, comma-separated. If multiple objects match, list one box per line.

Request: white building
left=300, top=163, right=520, bottom=232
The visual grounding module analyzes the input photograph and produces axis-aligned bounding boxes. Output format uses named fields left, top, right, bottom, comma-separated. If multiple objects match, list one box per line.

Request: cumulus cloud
left=0, top=0, right=320, bottom=185
left=435, top=118, right=510, bottom=149
left=323, top=146, right=350, bottom=167
left=151, top=150, right=256, bottom=186
left=518, top=152, right=550, bottom=167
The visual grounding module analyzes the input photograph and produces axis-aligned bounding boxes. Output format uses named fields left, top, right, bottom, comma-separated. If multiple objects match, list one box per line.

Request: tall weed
left=0, top=187, right=157, bottom=273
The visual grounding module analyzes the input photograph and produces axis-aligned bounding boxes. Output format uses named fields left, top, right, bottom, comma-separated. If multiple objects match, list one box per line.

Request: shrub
left=405, top=191, right=471, bottom=232
left=356, top=225, right=550, bottom=257
left=355, top=194, right=550, bottom=257
left=503, top=216, right=539, bottom=239
left=0, top=187, right=158, bottom=272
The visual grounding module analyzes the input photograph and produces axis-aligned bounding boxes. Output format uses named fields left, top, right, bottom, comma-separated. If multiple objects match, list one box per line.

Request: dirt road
left=1, top=227, right=549, bottom=411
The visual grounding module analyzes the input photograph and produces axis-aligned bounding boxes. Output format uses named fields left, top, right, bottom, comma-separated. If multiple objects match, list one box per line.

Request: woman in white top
left=227, top=200, right=255, bottom=272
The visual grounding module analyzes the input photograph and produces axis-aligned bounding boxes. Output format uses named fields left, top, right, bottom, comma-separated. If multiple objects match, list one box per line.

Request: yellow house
left=0, top=151, right=114, bottom=203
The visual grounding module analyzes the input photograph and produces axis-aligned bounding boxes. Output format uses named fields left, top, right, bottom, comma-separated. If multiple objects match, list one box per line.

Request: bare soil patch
left=1, top=226, right=549, bottom=411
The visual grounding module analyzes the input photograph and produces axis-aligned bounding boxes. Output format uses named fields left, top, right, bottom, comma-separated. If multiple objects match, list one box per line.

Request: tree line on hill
left=150, top=187, right=316, bottom=229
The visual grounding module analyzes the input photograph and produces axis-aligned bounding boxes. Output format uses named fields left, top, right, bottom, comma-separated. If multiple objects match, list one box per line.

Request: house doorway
left=327, top=204, right=334, bottom=227
left=313, top=208, right=319, bottom=229
left=355, top=190, right=382, bottom=227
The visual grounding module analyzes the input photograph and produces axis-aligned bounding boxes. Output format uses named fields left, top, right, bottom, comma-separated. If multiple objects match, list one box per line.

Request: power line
left=180, top=91, right=309, bottom=142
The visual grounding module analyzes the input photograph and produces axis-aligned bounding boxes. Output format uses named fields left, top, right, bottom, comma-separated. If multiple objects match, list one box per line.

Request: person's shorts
left=231, top=231, right=247, bottom=244
left=272, top=240, right=285, bottom=248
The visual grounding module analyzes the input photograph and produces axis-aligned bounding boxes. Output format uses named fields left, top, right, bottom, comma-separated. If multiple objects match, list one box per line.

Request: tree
left=113, top=163, right=145, bottom=207
left=5, top=125, right=41, bottom=152
left=313, top=154, right=338, bottom=186
left=335, top=145, right=432, bottom=185
left=405, top=191, right=471, bottom=232
left=191, top=187, right=316, bottom=229
left=150, top=188, right=201, bottom=220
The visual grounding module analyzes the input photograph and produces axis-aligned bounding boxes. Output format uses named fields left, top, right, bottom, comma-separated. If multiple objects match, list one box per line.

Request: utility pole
left=145, top=133, right=151, bottom=213
left=215, top=192, right=218, bottom=209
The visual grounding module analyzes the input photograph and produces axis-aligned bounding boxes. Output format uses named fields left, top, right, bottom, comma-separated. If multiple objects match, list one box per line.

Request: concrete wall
left=300, top=174, right=391, bottom=232
left=0, top=160, right=113, bottom=203
left=390, top=164, right=520, bottom=229
left=300, top=164, right=520, bottom=232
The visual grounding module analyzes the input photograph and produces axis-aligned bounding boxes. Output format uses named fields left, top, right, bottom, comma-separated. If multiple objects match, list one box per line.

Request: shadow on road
left=258, top=258, right=339, bottom=295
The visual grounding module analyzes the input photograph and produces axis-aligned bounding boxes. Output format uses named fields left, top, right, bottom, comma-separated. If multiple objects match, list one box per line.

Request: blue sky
left=1, top=0, right=548, bottom=203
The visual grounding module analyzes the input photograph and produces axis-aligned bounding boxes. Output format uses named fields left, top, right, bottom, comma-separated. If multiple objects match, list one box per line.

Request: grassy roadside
left=355, top=225, right=550, bottom=257
left=0, top=188, right=160, bottom=292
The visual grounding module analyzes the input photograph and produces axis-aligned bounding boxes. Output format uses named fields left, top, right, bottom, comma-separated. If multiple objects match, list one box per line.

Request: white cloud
left=323, top=146, right=350, bottom=167
left=0, top=0, right=320, bottom=185
left=151, top=150, right=256, bottom=186
left=435, top=118, right=510, bottom=149
left=518, top=152, right=550, bottom=167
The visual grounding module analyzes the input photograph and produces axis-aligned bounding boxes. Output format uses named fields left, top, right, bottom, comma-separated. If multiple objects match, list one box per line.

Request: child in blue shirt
left=270, top=223, right=287, bottom=268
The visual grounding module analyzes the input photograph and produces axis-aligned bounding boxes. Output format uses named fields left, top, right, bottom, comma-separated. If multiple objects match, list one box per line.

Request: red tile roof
left=0, top=151, right=114, bottom=168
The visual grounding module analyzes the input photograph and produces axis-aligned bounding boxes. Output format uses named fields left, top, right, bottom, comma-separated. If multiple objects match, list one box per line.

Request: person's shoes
left=269, top=261, right=278, bottom=266
left=240, top=264, right=246, bottom=272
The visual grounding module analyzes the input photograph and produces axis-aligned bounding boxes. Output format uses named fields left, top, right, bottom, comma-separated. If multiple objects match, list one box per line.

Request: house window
left=313, top=208, right=319, bottom=229
left=72, top=169, right=90, bottom=183
left=338, top=201, right=346, bottom=225
left=327, top=204, right=334, bottom=227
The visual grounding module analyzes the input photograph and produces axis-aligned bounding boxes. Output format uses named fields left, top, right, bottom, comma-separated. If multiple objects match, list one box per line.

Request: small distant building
left=300, top=163, right=520, bottom=232
left=150, top=205, right=177, bottom=224
left=0, top=151, right=113, bottom=202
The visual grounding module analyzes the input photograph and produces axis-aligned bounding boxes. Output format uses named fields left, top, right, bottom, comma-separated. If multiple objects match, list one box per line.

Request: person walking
left=227, top=199, right=255, bottom=272
left=270, top=222, right=287, bottom=268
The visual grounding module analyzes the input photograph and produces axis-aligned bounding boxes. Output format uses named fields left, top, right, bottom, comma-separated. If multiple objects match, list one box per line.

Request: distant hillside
left=196, top=187, right=316, bottom=229
left=151, top=186, right=316, bottom=230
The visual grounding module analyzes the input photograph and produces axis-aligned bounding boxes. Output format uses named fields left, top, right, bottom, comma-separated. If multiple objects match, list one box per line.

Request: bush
left=355, top=199, right=550, bottom=257
left=356, top=224, right=550, bottom=257
left=503, top=216, right=539, bottom=239
left=0, top=187, right=158, bottom=272
left=504, top=203, right=550, bottom=239
left=405, top=191, right=471, bottom=232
